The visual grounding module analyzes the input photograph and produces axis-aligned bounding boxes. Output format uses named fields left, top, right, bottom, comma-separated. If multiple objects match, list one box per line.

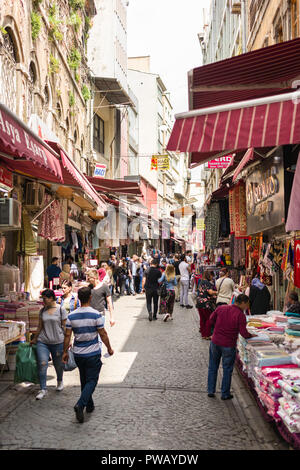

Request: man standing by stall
left=207, top=294, right=255, bottom=400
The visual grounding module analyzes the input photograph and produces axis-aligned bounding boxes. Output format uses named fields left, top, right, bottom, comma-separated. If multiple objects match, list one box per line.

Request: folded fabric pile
left=0, top=320, right=26, bottom=342
left=286, top=318, right=300, bottom=338
left=28, top=302, right=42, bottom=331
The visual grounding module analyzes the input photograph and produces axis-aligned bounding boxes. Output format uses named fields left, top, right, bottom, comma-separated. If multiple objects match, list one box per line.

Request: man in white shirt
left=179, top=255, right=193, bottom=309
left=216, top=268, right=235, bottom=306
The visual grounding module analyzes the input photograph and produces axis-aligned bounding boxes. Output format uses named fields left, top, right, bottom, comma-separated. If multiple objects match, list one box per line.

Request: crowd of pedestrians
left=31, top=248, right=256, bottom=421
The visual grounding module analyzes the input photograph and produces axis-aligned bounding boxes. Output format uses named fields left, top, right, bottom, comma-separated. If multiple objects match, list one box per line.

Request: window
left=291, top=0, right=299, bottom=39
left=93, top=114, right=104, bottom=154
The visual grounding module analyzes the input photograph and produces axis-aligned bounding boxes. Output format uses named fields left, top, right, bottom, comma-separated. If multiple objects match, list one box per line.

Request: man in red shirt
left=207, top=294, right=255, bottom=400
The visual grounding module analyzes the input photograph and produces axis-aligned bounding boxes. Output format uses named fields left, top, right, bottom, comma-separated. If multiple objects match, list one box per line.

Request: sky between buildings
left=127, top=0, right=211, bottom=115
left=127, top=0, right=211, bottom=180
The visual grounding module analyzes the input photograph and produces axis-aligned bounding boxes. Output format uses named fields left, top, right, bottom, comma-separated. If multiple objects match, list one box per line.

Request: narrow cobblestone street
left=0, top=293, right=289, bottom=450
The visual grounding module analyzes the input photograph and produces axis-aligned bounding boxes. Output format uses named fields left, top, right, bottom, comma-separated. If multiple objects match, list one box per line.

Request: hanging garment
left=17, top=209, right=37, bottom=255
left=38, top=194, right=65, bottom=242
left=25, top=255, right=44, bottom=301
left=71, top=231, right=79, bottom=250
left=0, top=237, right=6, bottom=264
left=219, top=199, right=230, bottom=237
left=205, top=202, right=220, bottom=249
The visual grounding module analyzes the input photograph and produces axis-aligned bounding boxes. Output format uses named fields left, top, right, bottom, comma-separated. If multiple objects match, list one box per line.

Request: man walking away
left=63, top=287, right=114, bottom=423
left=179, top=255, right=193, bottom=309
left=142, top=259, right=161, bottom=321
left=207, top=294, right=255, bottom=400
left=173, top=255, right=181, bottom=302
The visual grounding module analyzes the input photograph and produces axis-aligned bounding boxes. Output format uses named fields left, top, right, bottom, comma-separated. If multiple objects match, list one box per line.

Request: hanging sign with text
left=208, top=155, right=232, bottom=169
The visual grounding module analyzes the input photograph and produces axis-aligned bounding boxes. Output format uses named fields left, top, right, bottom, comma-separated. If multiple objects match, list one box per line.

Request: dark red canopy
left=167, top=38, right=300, bottom=166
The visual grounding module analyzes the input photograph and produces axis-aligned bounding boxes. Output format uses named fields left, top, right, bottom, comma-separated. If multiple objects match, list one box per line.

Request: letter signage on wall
left=246, top=151, right=285, bottom=235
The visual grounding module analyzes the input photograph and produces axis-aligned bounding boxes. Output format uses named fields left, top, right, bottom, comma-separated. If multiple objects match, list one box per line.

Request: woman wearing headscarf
left=249, top=275, right=271, bottom=315
left=87, top=269, right=115, bottom=327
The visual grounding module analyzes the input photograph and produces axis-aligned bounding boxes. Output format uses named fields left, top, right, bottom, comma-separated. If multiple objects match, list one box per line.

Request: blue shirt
left=46, top=264, right=61, bottom=282
left=158, top=273, right=177, bottom=291
left=66, top=307, right=105, bottom=357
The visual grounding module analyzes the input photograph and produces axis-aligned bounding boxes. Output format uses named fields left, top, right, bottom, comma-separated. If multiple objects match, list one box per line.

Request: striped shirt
left=66, top=307, right=105, bottom=357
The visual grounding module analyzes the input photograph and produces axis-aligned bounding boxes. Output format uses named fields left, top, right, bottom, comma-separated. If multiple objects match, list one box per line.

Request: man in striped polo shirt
left=63, top=286, right=114, bottom=423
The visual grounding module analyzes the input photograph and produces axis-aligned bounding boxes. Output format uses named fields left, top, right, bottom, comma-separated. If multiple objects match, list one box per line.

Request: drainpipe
left=241, top=0, right=247, bottom=53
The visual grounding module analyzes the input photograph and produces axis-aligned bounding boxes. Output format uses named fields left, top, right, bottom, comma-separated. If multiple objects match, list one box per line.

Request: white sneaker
left=56, top=381, right=64, bottom=392
left=163, top=313, right=170, bottom=322
left=36, top=389, right=48, bottom=400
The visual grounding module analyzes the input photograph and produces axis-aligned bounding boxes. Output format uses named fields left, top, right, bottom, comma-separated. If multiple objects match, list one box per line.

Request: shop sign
left=0, top=166, right=13, bottom=190
left=151, top=155, right=170, bottom=171
left=246, top=152, right=285, bottom=235
left=93, top=163, right=107, bottom=178
left=208, top=155, right=232, bottom=169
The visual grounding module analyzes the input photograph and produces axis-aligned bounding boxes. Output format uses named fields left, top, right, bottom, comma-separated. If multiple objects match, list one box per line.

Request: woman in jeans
left=158, top=264, right=177, bottom=322
left=31, top=289, right=68, bottom=400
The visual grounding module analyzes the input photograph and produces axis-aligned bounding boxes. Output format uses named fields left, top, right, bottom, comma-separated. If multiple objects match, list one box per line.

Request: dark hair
left=203, top=270, right=212, bottom=281
left=220, top=268, right=228, bottom=275
left=151, top=259, right=159, bottom=267
left=42, top=289, right=56, bottom=300
left=235, top=294, right=249, bottom=305
left=78, top=287, right=92, bottom=304
left=180, top=254, right=186, bottom=262
left=289, top=291, right=299, bottom=302
left=51, top=257, right=59, bottom=263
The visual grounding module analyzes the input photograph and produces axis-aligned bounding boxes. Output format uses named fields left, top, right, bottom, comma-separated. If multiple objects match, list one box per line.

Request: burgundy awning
left=59, top=150, right=106, bottom=211
left=0, top=102, right=63, bottom=182
left=167, top=38, right=300, bottom=166
left=87, top=176, right=143, bottom=196
left=167, top=93, right=300, bottom=166
left=232, top=148, right=254, bottom=182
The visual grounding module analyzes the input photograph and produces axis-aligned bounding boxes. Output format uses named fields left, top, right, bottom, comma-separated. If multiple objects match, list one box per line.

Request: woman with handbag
left=196, top=271, right=217, bottom=339
left=215, top=268, right=235, bottom=306
left=31, top=289, right=68, bottom=400
left=158, top=264, right=178, bottom=322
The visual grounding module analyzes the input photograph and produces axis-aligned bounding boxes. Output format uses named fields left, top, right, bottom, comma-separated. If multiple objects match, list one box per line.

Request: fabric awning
left=87, top=176, right=143, bottom=196
left=59, top=150, right=106, bottom=211
left=167, top=90, right=300, bottom=166
left=0, top=102, right=63, bottom=182
left=167, top=38, right=300, bottom=167
left=232, top=148, right=254, bottom=182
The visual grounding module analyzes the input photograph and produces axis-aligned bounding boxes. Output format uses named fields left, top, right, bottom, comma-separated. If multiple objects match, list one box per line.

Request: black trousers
left=146, top=288, right=159, bottom=317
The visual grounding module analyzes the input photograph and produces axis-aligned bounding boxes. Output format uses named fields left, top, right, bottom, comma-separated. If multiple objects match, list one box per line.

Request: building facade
left=0, top=0, right=96, bottom=173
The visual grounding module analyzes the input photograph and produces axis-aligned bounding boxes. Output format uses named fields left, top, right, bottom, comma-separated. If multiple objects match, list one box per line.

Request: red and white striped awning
left=232, top=148, right=254, bottom=182
left=167, top=90, right=300, bottom=166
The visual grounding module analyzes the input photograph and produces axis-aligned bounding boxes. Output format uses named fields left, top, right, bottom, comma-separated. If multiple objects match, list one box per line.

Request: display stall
left=236, top=310, right=300, bottom=449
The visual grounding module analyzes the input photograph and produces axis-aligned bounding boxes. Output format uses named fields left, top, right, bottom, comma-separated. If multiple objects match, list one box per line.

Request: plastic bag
left=63, top=348, right=77, bottom=372
left=14, top=342, right=39, bottom=384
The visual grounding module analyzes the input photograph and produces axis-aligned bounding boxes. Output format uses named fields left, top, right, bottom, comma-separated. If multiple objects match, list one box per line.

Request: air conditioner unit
left=0, top=198, right=22, bottom=229
left=25, top=182, right=45, bottom=209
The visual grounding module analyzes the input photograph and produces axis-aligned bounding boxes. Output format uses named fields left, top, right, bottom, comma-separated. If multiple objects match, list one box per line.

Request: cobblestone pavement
left=0, top=292, right=289, bottom=450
